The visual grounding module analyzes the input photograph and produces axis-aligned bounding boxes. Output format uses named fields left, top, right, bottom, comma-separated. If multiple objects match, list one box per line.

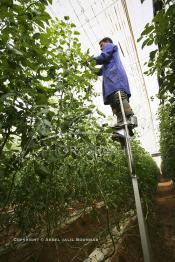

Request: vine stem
left=0, top=129, right=11, bottom=156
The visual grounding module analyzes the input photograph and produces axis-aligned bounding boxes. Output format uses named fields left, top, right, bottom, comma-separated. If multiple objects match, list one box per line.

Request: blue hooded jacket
left=94, top=43, right=131, bottom=105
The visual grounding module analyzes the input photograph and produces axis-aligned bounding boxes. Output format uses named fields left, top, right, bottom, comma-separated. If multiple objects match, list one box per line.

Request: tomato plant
left=0, top=0, right=159, bottom=240
left=138, top=0, right=175, bottom=180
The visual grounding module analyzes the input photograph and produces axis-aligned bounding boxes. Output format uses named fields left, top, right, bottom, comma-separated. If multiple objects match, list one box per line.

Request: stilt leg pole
left=117, top=91, right=152, bottom=262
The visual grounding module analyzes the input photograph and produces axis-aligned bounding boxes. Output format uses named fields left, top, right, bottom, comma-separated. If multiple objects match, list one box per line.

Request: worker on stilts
left=93, top=37, right=137, bottom=144
left=93, top=38, right=152, bottom=262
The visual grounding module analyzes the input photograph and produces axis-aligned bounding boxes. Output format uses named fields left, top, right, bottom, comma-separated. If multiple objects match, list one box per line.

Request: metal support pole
left=118, top=91, right=152, bottom=262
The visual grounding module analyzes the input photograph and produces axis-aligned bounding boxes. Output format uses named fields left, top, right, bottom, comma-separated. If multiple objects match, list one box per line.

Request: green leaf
left=33, top=33, right=41, bottom=39
left=149, top=50, right=157, bottom=61
left=70, top=23, right=76, bottom=28
left=74, top=31, right=80, bottom=35
left=64, top=16, right=70, bottom=20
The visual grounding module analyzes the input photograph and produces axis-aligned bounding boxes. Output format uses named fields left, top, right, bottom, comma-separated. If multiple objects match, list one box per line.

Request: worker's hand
left=81, top=56, right=94, bottom=67
left=82, top=60, right=89, bottom=66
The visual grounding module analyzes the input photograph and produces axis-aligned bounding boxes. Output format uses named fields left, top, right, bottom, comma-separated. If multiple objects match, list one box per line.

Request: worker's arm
left=94, top=44, right=115, bottom=65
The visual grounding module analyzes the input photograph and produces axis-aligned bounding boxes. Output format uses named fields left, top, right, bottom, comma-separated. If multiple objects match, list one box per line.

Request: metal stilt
left=117, top=91, right=152, bottom=262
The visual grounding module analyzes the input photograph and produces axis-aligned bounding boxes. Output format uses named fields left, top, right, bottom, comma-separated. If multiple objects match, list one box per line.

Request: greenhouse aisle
left=153, top=178, right=175, bottom=261
left=111, top=178, right=175, bottom=262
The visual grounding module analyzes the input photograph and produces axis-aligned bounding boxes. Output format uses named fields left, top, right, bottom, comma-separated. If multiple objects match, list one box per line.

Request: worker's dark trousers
left=107, top=91, right=133, bottom=122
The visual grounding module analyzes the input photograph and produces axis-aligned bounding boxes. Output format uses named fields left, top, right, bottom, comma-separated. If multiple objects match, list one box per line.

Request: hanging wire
left=90, top=4, right=106, bottom=37
left=77, top=0, right=103, bottom=42
left=76, top=0, right=117, bottom=29
left=68, top=0, right=97, bottom=51
left=121, top=0, right=157, bottom=146
left=116, top=2, right=154, bottom=133
left=114, top=4, right=143, bottom=93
